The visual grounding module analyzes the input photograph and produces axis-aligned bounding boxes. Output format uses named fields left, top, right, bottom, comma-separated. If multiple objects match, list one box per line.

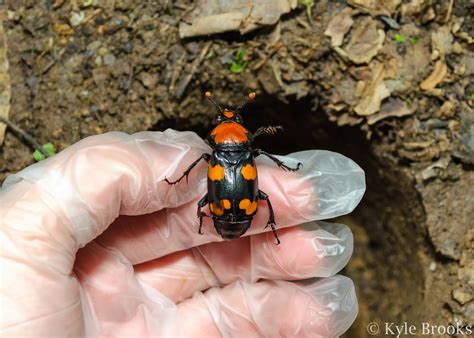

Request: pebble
left=452, top=288, right=473, bottom=305
left=87, top=40, right=102, bottom=51
left=94, top=55, right=102, bottom=67
left=121, top=42, right=133, bottom=54
left=70, top=12, right=85, bottom=27
left=138, top=72, right=158, bottom=89
left=103, top=54, right=116, bottom=65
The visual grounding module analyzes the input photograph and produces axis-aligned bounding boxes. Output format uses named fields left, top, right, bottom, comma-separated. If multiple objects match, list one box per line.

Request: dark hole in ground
left=153, top=94, right=427, bottom=335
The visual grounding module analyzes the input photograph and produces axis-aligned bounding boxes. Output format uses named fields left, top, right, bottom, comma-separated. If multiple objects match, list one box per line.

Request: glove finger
left=175, top=276, right=358, bottom=337
left=134, top=221, right=353, bottom=302
left=75, top=241, right=357, bottom=337
left=97, top=150, right=364, bottom=264
left=1, top=130, right=209, bottom=252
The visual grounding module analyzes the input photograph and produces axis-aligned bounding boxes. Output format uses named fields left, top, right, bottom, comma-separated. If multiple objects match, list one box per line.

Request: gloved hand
left=0, top=129, right=365, bottom=337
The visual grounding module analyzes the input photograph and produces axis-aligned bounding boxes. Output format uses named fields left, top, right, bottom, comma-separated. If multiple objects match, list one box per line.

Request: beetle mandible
left=165, top=92, right=302, bottom=244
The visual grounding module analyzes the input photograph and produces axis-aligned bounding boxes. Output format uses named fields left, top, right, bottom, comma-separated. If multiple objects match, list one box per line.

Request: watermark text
left=366, top=321, right=472, bottom=337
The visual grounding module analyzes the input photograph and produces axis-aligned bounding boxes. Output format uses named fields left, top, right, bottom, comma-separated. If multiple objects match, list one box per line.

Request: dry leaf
left=324, top=7, right=354, bottom=47
left=0, top=21, right=10, bottom=145
left=348, top=0, right=401, bottom=16
left=354, top=62, right=391, bottom=116
left=367, top=98, right=414, bottom=124
left=179, top=0, right=297, bottom=38
left=420, top=59, right=448, bottom=90
left=400, top=0, right=427, bottom=16
left=344, top=16, right=385, bottom=64
left=337, top=113, right=364, bottom=126
left=431, top=25, right=453, bottom=59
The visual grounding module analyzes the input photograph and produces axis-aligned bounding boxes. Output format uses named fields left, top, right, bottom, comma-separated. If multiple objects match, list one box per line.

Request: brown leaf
left=420, top=59, right=448, bottom=91
left=344, top=16, right=385, bottom=64
left=400, top=0, right=428, bottom=16
left=348, top=0, right=401, bottom=16
left=367, top=98, right=415, bottom=124
left=324, top=7, right=354, bottom=47
left=179, top=0, right=297, bottom=38
left=354, top=62, right=391, bottom=116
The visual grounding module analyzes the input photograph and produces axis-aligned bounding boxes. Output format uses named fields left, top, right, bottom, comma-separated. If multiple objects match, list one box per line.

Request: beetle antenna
left=236, top=92, right=256, bottom=112
left=205, top=91, right=223, bottom=113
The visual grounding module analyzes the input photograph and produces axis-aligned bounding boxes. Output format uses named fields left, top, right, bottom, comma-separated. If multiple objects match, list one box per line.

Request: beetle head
left=205, top=91, right=255, bottom=125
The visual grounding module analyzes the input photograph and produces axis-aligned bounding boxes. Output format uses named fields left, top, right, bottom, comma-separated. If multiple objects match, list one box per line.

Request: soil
left=1, top=0, right=473, bottom=336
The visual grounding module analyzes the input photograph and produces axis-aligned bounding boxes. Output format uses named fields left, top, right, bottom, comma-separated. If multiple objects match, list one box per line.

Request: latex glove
left=0, top=130, right=365, bottom=337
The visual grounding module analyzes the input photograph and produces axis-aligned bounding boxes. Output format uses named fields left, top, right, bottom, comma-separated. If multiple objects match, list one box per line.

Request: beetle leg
left=253, top=149, right=302, bottom=172
left=164, top=153, right=211, bottom=185
left=253, top=125, right=284, bottom=138
left=197, top=195, right=209, bottom=235
left=258, top=190, right=280, bottom=245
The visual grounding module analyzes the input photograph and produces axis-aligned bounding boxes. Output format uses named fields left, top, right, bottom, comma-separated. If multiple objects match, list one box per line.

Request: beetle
left=165, top=91, right=301, bottom=244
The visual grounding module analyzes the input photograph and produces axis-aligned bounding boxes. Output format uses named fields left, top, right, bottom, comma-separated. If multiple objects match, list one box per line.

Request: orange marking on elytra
left=241, top=163, right=257, bottom=180
left=210, top=203, right=224, bottom=216
left=223, top=110, right=234, bottom=118
left=208, top=164, right=225, bottom=181
left=239, top=198, right=258, bottom=215
left=222, top=199, right=231, bottom=209
left=211, top=122, right=248, bottom=144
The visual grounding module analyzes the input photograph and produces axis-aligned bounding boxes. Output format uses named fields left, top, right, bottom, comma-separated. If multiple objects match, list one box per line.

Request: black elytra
left=164, top=92, right=302, bottom=244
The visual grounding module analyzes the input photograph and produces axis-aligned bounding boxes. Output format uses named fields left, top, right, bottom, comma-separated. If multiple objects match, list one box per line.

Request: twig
left=442, top=0, right=454, bottom=23
left=252, top=42, right=283, bottom=71
left=0, top=116, right=50, bottom=158
left=39, top=48, right=66, bottom=75
left=169, top=53, right=186, bottom=94
left=305, top=4, right=314, bottom=27
left=174, top=41, right=212, bottom=99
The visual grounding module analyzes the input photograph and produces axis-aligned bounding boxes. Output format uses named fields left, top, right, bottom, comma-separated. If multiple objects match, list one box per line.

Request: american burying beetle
left=165, top=92, right=302, bottom=244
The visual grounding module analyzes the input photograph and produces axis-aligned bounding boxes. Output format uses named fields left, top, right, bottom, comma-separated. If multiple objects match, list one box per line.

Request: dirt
left=0, top=0, right=473, bottom=336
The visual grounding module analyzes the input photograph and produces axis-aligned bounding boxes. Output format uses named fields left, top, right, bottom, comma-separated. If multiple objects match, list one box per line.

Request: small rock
left=52, top=128, right=63, bottom=138
left=379, top=16, right=400, bottom=30
left=79, top=90, right=89, bottom=99
left=70, top=11, right=85, bottom=27
left=98, top=47, right=108, bottom=56
left=121, top=42, right=134, bottom=54
left=138, top=72, right=159, bottom=89
left=437, top=100, right=456, bottom=119
left=53, top=22, right=74, bottom=36
left=452, top=288, right=473, bottom=305
left=429, top=262, right=437, bottom=272
left=81, top=109, right=91, bottom=117
left=94, top=55, right=102, bottom=67
left=87, top=40, right=102, bottom=51
left=103, top=54, right=116, bottom=65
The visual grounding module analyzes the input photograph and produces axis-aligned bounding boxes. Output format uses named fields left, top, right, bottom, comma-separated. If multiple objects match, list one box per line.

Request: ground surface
left=0, top=0, right=473, bottom=336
